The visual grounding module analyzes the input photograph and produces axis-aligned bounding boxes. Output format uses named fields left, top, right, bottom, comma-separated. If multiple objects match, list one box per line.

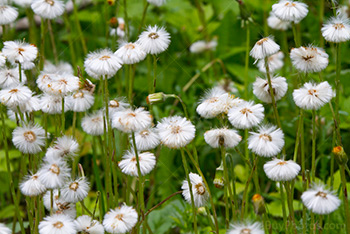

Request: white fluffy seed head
left=156, top=116, right=195, bottom=149
left=272, top=0, right=309, bottom=23
left=133, top=128, right=160, bottom=151
left=14, top=0, right=34, bottom=7
left=0, top=85, right=32, bottom=108
left=322, top=15, right=350, bottom=43
left=137, top=25, right=171, bottom=54
left=0, top=67, right=27, bottom=88
left=12, top=124, right=46, bottom=154
left=84, top=49, right=122, bottom=78
left=0, top=5, right=18, bottom=25
left=267, top=12, right=291, bottom=30
left=228, top=101, right=265, bottom=129
left=257, top=51, right=284, bottom=73
left=248, top=125, right=285, bottom=157
left=253, top=76, right=288, bottom=103
left=42, top=189, right=76, bottom=218
left=227, top=221, right=264, bottom=234
left=37, top=157, right=71, bottom=189
left=293, top=81, right=334, bottom=110
left=39, top=214, right=77, bottom=234
left=196, top=87, right=227, bottom=119
left=31, top=0, right=65, bottom=19
left=40, top=93, right=70, bottom=114
left=112, top=107, right=153, bottom=133
left=81, top=111, right=105, bottom=136
left=115, top=42, right=147, bottom=64
left=66, top=90, right=95, bottom=112
left=250, top=37, right=280, bottom=60
left=103, top=205, right=138, bottom=234
left=2, top=40, right=37, bottom=64
left=290, top=46, right=329, bottom=73
left=20, top=173, right=47, bottom=196
left=204, top=127, right=242, bottom=148
left=301, top=184, right=341, bottom=215
left=263, top=158, right=301, bottom=181
left=0, top=223, right=11, bottom=234
left=74, top=215, right=104, bottom=234
left=181, top=172, right=209, bottom=207
left=190, top=40, right=217, bottom=53
left=60, top=177, right=90, bottom=203
left=119, top=150, right=156, bottom=177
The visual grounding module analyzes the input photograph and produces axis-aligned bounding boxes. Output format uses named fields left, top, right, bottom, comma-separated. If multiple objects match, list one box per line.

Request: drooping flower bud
left=213, top=161, right=224, bottom=189
left=252, top=193, right=266, bottom=215
left=147, top=92, right=166, bottom=104
left=333, top=146, right=348, bottom=165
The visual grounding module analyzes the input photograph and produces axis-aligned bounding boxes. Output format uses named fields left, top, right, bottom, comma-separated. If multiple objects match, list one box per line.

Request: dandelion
left=227, top=222, right=264, bottom=234
left=250, top=37, right=280, bottom=60
left=31, top=0, right=65, bottom=19
left=115, top=42, right=147, bottom=64
left=181, top=172, right=209, bottom=207
left=0, top=223, right=11, bottom=234
left=196, top=87, right=227, bottom=118
left=322, top=15, right=350, bottom=43
left=133, top=128, right=160, bottom=151
left=39, top=214, right=77, bottom=234
left=216, top=93, right=244, bottom=115
left=228, top=101, right=265, bottom=129
left=0, top=67, right=27, bottom=88
left=2, top=40, right=38, bottom=64
left=37, top=157, right=71, bottom=189
left=253, top=76, right=288, bottom=103
left=290, top=46, right=329, bottom=73
left=12, top=124, right=46, bottom=154
left=36, top=72, right=58, bottom=93
left=45, top=73, right=80, bottom=96
left=47, top=135, right=79, bottom=159
left=0, top=85, right=32, bottom=107
left=147, top=0, right=167, bottom=6
left=66, top=90, right=95, bottom=112
left=61, top=177, right=90, bottom=203
left=40, top=94, right=70, bottom=114
left=81, top=111, right=105, bottom=136
left=190, top=40, right=218, bottom=53
left=301, top=184, right=341, bottom=215
left=0, top=5, right=18, bottom=25
left=119, top=150, right=156, bottom=176
left=293, top=81, right=334, bottom=110
left=272, top=0, right=308, bottom=23
left=103, top=205, right=138, bottom=234
left=137, top=25, right=171, bottom=54
left=156, top=116, right=195, bottom=149
left=112, top=107, right=153, bottom=133
left=248, top=125, right=285, bottom=157
left=204, top=127, right=242, bottom=148
left=257, top=51, right=284, bottom=73
left=84, top=49, right=122, bottom=78
left=74, top=215, right=104, bottom=234
left=267, top=12, right=291, bottom=30
left=20, top=173, right=47, bottom=196
left=263, top=158, right=301, bottom=181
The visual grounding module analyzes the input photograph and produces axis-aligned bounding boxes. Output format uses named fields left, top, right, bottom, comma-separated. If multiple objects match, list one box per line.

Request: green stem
left=292, top=22, right=300, bottom=47
left=279, top=183, right=288, bottom=232
left=340, top=165, right=350, bottom=234
left=138, top=1, right=149, bottom=34
left=1, top=106, right=25, bottom=234
left=47, top=19, right=58, bottom=64
left=72, top=0, right=87, bottom=54
left=18, top=63, right=22, bottom=83
left=221, top=146, right=229, bottom=228
left=334, top=43, right=342, bottom=144
left=285, top=182, right=297, bottom=234
left=124, top=0, right=129, bottom=39
left=311, top=110, right=316, bottom=181
left=180, top=148, right=198, bottom=234
left=40, top=19, right=46, bottom=70
left=152, top=55, right=158, bottom=93
left=244, top=24, right=250, bottom=99
left=61, top=97, right=65, bottom=134
left=241, top=157, right=258, bottom=219
left=128, top=65, right=135, bottom=104
left=293, top=109, right=303, bottom=162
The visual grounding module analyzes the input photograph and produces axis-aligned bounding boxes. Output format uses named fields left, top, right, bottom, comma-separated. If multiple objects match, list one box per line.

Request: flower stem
left=279, top=183, right=288, bottom=232
left=244, top=24, right=250, bottom=99
left=220, top=146, right=230, bottom=228
left=180, top=148, right=198, bottom=234
left=311, top=110, right=317, bottom=181
left=47, top=19, right=58, bottom=64
left=72, top=0, right=87, bottom=54
left=138, top=0, right=149, bottom=34
left=340, top=165, right=350, bottom=233
left=128, top=64, right=135, bottom=104
left=292, top=22, right=300, bottom=47
left=18, top=63, right=22, bottom=83
left=334, top=43, right=342, bottom=143
left=152, top=55, right=158, bottom=93
left=61, top=97, right=65, bottom=134
left=241, top=157, right=258, bottom=219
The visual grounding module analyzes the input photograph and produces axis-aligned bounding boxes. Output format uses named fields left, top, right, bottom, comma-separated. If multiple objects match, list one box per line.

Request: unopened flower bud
left=252, top=193, right=265, bottom=215
left=109, top=17, right=118, bottom=28
left=107, top=0, right=115, bottom=6
left=197, top=207, right=206, bottom=215
left=333, top=146, right=348, bottom=165
left=147, top=92, right=166, bottom=104
left=213, top=162, right=224, bottom=189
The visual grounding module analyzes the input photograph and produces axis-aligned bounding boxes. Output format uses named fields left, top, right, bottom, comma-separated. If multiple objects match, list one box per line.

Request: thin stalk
left=18, top=63, right=22, bottom=83
left=221, top=147, right=230, bottom=228
left=152, top=55, right=158, bottom=93
left=340, top=165, right=350, bottom=234
left=138, top=0, right=149, bottom=34
left=72, top=112, right=77, bottom=138
left=47, top=19, right=58, bottom=64
left=123, top=0, right=129, bottom=39
left=265, top=58, right=282, bottom=129
left=334, top=43, right=341, bottom=144
left=301, top=119, right=307, bottom=234
left=1, top=106, right=25, bottom=234
left=311, top=110, right=316, bottom=181
left=279, top=183, right=288, bottom=232
left=241, top=157, right=258, bottom=219
left=40, top=19, right=46, bottom=70
left=292, top=22, right=300, bottom=47
left=285, top=182, right=297, bottom=234
left=166, top=94, right=189, bottom=119
left=180, top=148, right=198, bottom=234
left=61, top=97, right=65, bottom=134
left=72, top=0, right=87, bottom=54
left=293, top=109, right=303, bottom=162
left=80, top=201, right=94, bottom=216
left=244, top=24, right=250, bottom=99
left=128, top=64, right=135, bottom=104
left=63, top=13, right=77, bottom=69
left=92, top=137, right=106, bottom=215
